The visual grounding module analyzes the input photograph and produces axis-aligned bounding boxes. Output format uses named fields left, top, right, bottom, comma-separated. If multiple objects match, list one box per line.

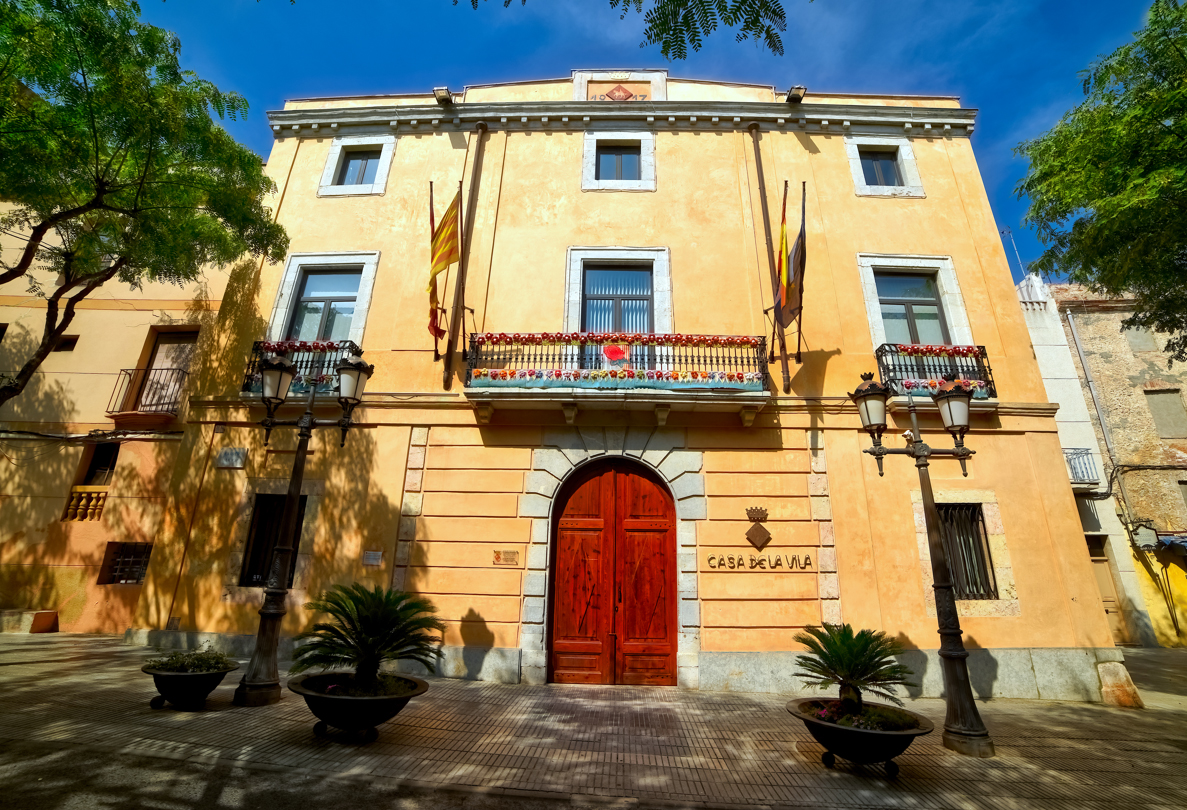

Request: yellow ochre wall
left=116, top=73, right=1117, bottom=696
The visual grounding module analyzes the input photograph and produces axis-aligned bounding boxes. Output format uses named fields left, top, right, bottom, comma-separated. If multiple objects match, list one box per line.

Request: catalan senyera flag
left=427, top=188, right=461, bottom=339
left=774, top=181, right=807, bottom=329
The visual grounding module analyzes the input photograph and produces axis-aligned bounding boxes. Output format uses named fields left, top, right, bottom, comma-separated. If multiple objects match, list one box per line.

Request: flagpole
left=747, top=123, right=792, bottom=394
left=430, top=182, right=441, bottom=362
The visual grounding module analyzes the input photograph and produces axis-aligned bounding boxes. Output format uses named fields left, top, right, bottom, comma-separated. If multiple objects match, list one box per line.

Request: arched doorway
left=548, top=458, right=677, bottom=685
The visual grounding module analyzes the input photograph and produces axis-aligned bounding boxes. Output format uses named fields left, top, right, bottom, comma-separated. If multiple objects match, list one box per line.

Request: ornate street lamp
left=848, top=373, right=995, bottom=758
left=233, top=347, right=374, bottom=707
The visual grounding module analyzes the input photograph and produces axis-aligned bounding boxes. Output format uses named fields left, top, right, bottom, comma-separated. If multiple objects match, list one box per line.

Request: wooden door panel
left=550, top=467, right=615, bottom=684
left=615, top=469, right=676, bottom=686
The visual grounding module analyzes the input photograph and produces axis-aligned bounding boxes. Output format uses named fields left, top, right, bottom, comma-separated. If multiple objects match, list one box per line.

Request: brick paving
left=2, top=635, right=1186, bottom=809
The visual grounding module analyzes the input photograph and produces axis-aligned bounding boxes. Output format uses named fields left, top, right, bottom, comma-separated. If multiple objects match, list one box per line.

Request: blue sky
left=144, top=0, right=1151, bottom=281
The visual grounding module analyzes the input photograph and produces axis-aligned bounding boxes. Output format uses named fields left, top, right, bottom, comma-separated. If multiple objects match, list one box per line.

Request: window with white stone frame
left=318, top=135, right=395, bottom=196
left=267, top=252, right=380, bottom=346
left=582, top=131, right=656, bottom=192
left=564, top=247, right=672, bottom=334
left=844, top=135, right=925, bottom=198
left=856, top=254, right=972, bottom=349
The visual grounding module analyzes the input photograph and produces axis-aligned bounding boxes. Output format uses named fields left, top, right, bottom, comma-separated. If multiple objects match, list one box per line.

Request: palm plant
left=289, top=584, right=445, bottom=691
left=793, top=624, right=916, bottom=715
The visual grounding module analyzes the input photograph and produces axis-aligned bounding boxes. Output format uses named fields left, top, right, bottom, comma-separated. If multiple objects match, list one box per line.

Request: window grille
left=100, top=543, right=153, bottom=584
left=936, top=503, right=998, bottom=600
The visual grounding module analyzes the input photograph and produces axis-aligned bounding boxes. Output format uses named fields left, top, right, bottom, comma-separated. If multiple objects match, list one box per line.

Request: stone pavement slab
left=1, top=635, right=1186, bottom=810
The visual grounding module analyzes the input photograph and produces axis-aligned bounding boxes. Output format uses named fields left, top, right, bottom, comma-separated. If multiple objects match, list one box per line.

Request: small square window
left=0, top=323, right=8, bottom=344
left=54, top=335, right=78, bottom=352
left=99, top=542, right=153, bottom=584
left=873, top=271, right=949, bottom=345
left=859, top=149, right=902, bottom=186
left=595, top=144, right=641, bottom=181
left=82, top=443, right=120, bottom=486
left=335, top=149, right=382, bottom=186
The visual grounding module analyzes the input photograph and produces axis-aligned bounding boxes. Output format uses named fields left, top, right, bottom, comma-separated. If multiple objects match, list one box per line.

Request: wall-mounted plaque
left=215, top=448, right=247, bottom=469
left=493, top=550, right=519, bottom=566
left=362, top=551, right=383, bottom=567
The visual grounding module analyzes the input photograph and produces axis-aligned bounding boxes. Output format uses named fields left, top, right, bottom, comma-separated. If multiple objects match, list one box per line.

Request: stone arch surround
left=518, top=426, right=705, bottom=687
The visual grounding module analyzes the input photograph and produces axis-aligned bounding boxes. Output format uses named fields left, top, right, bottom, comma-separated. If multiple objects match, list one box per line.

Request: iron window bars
left=936, top=504, right=998, bottom=601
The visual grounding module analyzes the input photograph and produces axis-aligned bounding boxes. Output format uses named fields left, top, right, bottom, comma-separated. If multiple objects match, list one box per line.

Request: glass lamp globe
left=259, top=354, right=297, bottom=406
left=336, top=354, right=375, bottom=406
left=848, top=372, right=891, bottom=433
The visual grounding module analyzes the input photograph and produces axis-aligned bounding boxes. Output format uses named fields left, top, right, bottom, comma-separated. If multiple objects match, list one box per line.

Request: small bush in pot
left=786, top=623, right=932, bottom=777
left=287, top=583, right=444, bottom=741
left=142, top=645, right=239, bottom=710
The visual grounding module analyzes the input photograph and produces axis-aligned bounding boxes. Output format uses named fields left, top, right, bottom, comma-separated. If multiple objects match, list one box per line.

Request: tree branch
left=0, top=197, right=112, bottom=286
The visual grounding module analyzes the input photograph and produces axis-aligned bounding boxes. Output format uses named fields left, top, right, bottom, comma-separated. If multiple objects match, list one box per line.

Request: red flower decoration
left=602, top=344, right=629, bottom=362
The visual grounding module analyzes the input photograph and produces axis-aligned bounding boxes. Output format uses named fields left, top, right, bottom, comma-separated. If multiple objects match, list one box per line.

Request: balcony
left=62, top=486, right=107, bottom=522
left=1064, top=448, right=1100, bottom=488
left=875, top=343, right=997, bottom=411
left=106, top=368, right=189, bottom=428
left=464, top=332, right=770, bottom=426
left=241, top=339, right=363, bottom=398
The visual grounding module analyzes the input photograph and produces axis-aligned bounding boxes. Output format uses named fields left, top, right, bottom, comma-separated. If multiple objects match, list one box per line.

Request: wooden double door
left=549, top=460, right=677, bottom=685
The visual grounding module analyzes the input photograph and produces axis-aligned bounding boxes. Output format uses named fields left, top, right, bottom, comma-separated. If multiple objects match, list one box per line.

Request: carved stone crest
left=745, top=507, right=772, bottom=551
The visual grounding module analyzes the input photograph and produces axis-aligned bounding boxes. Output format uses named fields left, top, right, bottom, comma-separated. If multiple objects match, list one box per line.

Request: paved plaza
left=1, top=635, right=1186, bottom=810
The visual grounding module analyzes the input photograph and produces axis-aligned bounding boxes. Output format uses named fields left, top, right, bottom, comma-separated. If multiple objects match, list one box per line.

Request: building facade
left=4, top=70, right=1138, bottom=702
left=1017, top=275, right=1187, bottom=648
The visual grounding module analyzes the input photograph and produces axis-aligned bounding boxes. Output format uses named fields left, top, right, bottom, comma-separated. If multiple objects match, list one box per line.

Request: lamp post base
left=232, top=680, right=283, bottom=707
left=942, top=730, right=996, bottom=758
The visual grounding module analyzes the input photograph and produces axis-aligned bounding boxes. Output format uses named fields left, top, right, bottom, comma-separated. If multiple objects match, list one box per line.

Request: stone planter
left=142, top=663, right=240, bottom=710
left=288, top=672, right=428, bottom=743
left=786, top=698, right=934, bottom=778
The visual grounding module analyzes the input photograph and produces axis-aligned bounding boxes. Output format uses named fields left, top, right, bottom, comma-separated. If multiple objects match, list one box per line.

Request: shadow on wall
left=0, top=323, right=92, bottom=624
left=895, top=632, right=999, bottom=701
left=459, top=608, right=494, bottom=680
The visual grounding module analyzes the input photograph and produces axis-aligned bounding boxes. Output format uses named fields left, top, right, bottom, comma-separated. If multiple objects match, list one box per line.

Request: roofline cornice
left=265, top=100, right=978, bottom=139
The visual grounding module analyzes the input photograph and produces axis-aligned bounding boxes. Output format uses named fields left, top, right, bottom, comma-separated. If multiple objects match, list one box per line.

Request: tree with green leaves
left=0, top=0, right=288, bottom=408
left=1016, top=0, right=1187, bottom=361
left=462, top=0, right=802, bottom=59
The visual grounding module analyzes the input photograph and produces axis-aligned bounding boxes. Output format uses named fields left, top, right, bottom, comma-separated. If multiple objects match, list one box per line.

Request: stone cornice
left=266, top=101, right=977, bottom=139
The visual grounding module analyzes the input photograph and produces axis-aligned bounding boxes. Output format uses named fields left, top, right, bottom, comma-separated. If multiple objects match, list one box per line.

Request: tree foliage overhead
left=0, top=0, right=288, bottom=407
left=1016, top=0, right=1187, bottom=360
left=463, top=0, right=797, bottom=59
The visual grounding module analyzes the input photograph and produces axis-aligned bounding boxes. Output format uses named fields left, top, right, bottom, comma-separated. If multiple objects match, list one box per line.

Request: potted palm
left=785, top=624, right=932, bottom=777
left=287, top=583, right=444, bottom=743
left=142, top=646, right=240, bottom=710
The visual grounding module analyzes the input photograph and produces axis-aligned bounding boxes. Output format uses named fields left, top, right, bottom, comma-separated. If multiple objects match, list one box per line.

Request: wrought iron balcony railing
left=241, top=339, right=363, bottom=397
left=1064, top=448, right=1099, bottom=484
left=107, top=368, right=189, bottom=415
left=874, top=343, right=996, bottom=399
left=466, top=332, right=768, bottom=392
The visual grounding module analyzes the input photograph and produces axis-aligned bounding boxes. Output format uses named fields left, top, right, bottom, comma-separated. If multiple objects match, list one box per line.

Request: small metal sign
left=362, top=551, right=383, bottom=567
left=493, top=550, right=520, bottom=566
left=215, top=448, right=247, bottom=469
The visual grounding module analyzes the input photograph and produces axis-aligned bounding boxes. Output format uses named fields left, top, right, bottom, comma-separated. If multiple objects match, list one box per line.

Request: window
left=134, top=331, right=198, bottom=412
left=82, top=443, right=120, bottom=486
left=1145, top=389, right=1187, bottom=439
left=0, top=323, right=7, bottom=344
left=859, top=149, right=901, bottom=187
left=335, top=149, right=382, bottom=186
left=582, top=131, right=656, bottom=191
left=936, top=504, right=998, bottom=600
left=874, top=272, right=949, bottom=344
left=1179, top=481, right=1187, bottom=509
left=581, top=266, right=653, bottom=368
left=99, top=542, right=153, bottom=584
left=845, top=136, right=924, bottom=198
left=1125, top=327, right=1159, bottom=353
left=53, top=335, right=78, bottom=352
left=286, top=270, right=362, bottom=342
left=595, top=144, right=641, bottom=181
left=239, top=494, right=308, bottom=587
left=317, top=135, right=395, bottom=196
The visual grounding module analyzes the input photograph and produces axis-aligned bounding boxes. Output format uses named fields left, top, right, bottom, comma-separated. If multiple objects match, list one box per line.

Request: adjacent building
left=1017, top=275, right=1187, bottom=648
left=3, top=70, right=1139, bottom=702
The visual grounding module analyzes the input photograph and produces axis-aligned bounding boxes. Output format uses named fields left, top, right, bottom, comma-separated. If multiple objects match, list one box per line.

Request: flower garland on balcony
left=473, top=332, right=762, bottom=348
left=902, top=378, right=988, bottom=392
left=261, top=340, right=343, bottom=354
left=894, top=344, right=982, bottom=358
left=472, top=368, right=764, bottom=383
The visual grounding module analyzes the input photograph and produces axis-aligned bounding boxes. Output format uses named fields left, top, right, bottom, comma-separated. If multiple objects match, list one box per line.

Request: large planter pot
left=786, top=698, right=934, bottom=778
left=142, top=663, right=240, bottom=710
left=288, top=672, right=428, bottom=743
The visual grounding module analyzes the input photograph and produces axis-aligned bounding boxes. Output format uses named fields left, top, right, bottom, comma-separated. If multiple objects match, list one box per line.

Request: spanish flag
left=775, top=181, right=807, bottom=329
left=427, top=187, right=461, bottom=340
